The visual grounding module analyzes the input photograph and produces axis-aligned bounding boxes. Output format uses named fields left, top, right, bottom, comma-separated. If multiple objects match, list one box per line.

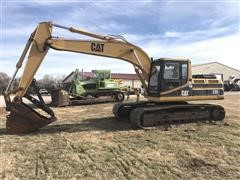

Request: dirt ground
left=0, top=93, right=239, bottom=179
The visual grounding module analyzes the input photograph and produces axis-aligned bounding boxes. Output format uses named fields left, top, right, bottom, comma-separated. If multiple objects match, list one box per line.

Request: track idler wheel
left=210, top=106, right=225, bottom=121
left=6, top=102, right=56, bottom=134
left=112, top=103, right=130, bottom=119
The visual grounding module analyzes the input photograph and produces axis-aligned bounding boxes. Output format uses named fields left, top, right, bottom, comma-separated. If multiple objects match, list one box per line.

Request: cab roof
left=153, top=58, right=190, bottom=63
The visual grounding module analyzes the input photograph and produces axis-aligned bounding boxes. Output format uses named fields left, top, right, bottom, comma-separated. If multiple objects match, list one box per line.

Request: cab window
left=164, top=63, right=179, bottom=79
left=182, top=63, right=188, bottom=80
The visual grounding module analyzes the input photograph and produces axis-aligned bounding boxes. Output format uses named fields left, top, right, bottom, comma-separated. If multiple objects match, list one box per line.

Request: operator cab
left=148, top=58, right=190, bottom=96
left=92, top=70, right=111, bottom=80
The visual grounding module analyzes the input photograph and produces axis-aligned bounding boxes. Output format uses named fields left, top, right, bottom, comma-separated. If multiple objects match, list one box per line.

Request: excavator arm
left=4, top=21, right=151, bottom=134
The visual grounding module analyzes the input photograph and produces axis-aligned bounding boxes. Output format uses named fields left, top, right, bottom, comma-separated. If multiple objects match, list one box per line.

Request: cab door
left=98, top=73, right=105, bottom=88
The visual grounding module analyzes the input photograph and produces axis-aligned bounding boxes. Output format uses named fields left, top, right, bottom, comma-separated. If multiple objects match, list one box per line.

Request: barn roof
left=111, top=73, right=139, bottom=80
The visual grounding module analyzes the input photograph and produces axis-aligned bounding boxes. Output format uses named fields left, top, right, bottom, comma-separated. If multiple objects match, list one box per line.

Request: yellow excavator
left=4, top=21, right=225, bottom=134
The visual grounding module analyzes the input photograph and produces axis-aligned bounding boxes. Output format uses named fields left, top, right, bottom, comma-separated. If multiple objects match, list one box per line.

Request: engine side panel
left=148, top=78, right=224, bottom=102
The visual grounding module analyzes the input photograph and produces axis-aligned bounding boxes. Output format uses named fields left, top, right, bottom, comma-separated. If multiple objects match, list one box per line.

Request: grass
left=0, top=93, right=240, bottom=179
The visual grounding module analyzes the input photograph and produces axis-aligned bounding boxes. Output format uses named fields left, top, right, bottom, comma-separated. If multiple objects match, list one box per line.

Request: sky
left=0, top=0, right=239, bottom=79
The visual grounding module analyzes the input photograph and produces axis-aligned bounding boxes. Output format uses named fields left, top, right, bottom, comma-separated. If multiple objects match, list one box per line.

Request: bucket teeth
left=6, top=102, right=56, bottom=134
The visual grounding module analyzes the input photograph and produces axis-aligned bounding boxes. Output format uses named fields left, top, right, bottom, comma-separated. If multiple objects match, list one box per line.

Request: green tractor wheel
left=114, top=92, right=125, bottom=102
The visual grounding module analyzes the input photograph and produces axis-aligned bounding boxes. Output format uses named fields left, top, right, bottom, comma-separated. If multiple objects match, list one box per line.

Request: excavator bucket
left=6, top=102, right=56, bottom=134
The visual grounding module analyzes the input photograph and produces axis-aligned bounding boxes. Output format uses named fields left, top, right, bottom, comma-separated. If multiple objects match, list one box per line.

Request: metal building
left=192, top=62, right=240, bottom=81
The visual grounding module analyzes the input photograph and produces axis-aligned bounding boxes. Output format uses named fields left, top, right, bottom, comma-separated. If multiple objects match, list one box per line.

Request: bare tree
left=0, top=73, right=65, bottom=95
left=37, top=75, right=65, bottom=92
left=0, top=72, right=10, bottom=94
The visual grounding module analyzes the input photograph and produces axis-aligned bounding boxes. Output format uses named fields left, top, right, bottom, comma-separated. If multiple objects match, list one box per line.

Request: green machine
left=70, top=69, right=125, bottom=101
left=51, top=69, right=125, bottom=106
